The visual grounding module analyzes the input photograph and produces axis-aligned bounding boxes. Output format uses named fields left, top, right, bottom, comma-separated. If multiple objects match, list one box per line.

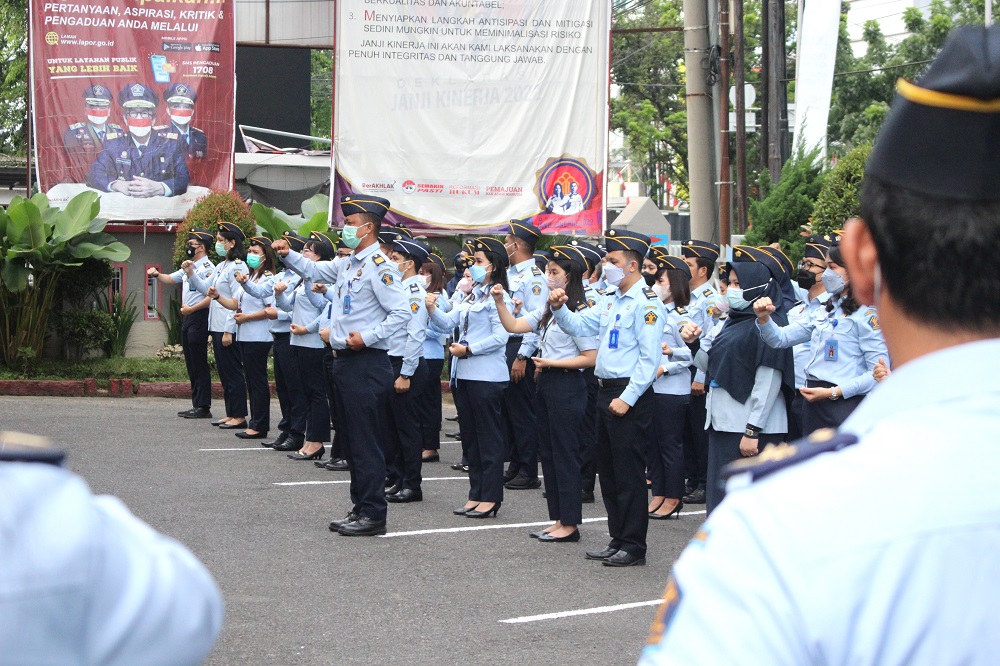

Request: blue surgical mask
left=822, top=268, right=846, bottom=295
left=469, top=264, right=491, bottom=284
left=215, top=242, right=227, bottom=256
left=341, top=223, right=369, bottom=249
left=246, top=254, right=262, bottom=269
left=727, top=288, right=751, bottom=311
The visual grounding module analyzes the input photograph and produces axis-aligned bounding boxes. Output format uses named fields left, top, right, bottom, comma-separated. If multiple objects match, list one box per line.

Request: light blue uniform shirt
left=757, top=298, right=887, bottom=399
left=233, top=272, right=275, bottom=343
left=429, top=285, right=512, bottom=382
left=188, top=258, right=246, bottom=333
left=640, top=339, right=1000, bottom=666
left=653, top=303, right=695, bottom=395
left=387, top=275, right=428, bottom=376
left=553, top=279, right=666, bottom=406
left=507, top=259, right=549, bottom=356
left=785, top=291, right=831, bottom=389
left=170, top=255, right=214, bottom=308
left=689, top=281, right=722, bottom=384
left=521, top=304, right=597, bottom=365
left=277, top=280, right=326, bottom=349
left=0, top=463, right=223, bottom=666
left=240, top=267, right=301, bottom=335
left=283, top=243, right=408, bottom=351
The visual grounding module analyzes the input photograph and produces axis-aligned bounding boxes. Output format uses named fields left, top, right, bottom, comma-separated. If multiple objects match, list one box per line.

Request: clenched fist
left=548, top=288, right=568, bottom=310
left=754, top=296, right=776, bottom=323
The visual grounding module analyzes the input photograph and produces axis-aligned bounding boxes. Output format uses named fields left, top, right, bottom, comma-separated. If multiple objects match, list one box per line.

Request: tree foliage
left=251, top=193, right=331, bottom=241
left=811, top=143, right=871, bottom=233
left=0, top=0, right=27, bottom=157
left=171, top=190, right=256, bottom=268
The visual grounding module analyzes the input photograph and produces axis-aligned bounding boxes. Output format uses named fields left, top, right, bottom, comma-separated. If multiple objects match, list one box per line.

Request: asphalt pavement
left=1, top=395, right=703, bottom=665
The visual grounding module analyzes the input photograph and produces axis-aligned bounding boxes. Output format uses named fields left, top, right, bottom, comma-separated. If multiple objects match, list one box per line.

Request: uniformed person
left=679, top=240, right=722, bottom=505
left=86, top=83, right=189, bottom=197
left=492, top=245, right=597, bottom=542
left=0, top=432, right=223, bottom=665
left=642, top=27, right=1000, bottom=663
left=243, top=232, right=307, bottom=450
left=645, top=250, right=694, bottom=520
left=148, top=228, right=214, bottom=419
left=427, top=236, right=514, bottom=519
left=549, top=229, right=666, bottom=567
left=415, top=253, right=451, bottom=463
left=272, top=194, right=409, bottom=537
left=383, top=236, right=432, bottom=503
left=185, top=221, right=248, bottom=429
left=501, top=218, right=549, bottom=490
left=157, top=82, right=207, bottom=160
left=63, top=84, right=123, bottom=182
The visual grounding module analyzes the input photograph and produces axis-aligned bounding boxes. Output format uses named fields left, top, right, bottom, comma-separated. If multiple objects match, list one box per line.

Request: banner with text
left=29, top=0, right=235, bottom=220
left=334, top=0, right=610, bottom=235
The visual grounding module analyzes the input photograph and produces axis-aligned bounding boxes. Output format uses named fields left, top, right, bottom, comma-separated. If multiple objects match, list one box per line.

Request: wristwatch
left=744, top=424, right=761, bottom=439
left=400, top=374, right=412, bottom=380
left=515, top=353, right=529, bottom=362
left=829, top=387, right=841, bottom=401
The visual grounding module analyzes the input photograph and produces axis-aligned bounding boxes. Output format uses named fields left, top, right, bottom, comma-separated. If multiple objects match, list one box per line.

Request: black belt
left=331, top=347, right=386, bottom=359
left=597, top=377, right=630, bottom=388
left=541, top=367, right=575, bottom=374
left=806, top=379, right=837, bottom=389
left=272, top=332, right=290, bottom=339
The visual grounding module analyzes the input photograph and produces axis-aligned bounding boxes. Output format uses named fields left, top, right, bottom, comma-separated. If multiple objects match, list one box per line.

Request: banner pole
left=25, top=0, right=33, bottom=196
left=329, top=0, right=338, bottom=225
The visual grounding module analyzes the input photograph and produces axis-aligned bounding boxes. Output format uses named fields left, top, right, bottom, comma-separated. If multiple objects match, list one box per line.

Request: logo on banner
left=535, top=157, right=596, bottom=216
left=402, top=180, right=417, bottom=193
left=45, top=32, right=59, bottom=45
left=362, top=180, right=396, bottom=194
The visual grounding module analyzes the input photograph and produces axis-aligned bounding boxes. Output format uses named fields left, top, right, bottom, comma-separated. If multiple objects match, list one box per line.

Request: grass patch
left=0, top=357, right=277, bottom=388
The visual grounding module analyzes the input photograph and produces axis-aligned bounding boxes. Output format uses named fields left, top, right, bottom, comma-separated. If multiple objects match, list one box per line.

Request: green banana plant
left=0, top=191, right=130, bottom=366
left=251, top=193, right=334, bottom=241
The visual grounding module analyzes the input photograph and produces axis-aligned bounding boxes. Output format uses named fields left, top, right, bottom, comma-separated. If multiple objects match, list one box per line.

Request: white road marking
left=500, top=599, right=663, bottom=624
left=273, top=476, right=470, bottom=487
left=199, top=447, right=275, bottom=451
left=379, top=511, right=705, bottom=537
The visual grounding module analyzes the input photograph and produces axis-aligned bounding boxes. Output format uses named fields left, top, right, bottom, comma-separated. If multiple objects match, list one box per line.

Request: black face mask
left=795, top=267, right=816, bottom=290
left=642, top=272, right=657, bottom=287
left=185, top=245, right=196, bottom=258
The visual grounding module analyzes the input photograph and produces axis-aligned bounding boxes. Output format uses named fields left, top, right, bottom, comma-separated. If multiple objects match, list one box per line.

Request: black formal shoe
left=181, top=407, right=212, bottom=419
left=287, top=446, right=324, bottom=461
left=218, top=421, right=248, bottom=430
left=262, top=433, right=288, bottom=449
left=177, top=408, right=195, bottom=417
left=585, top=545, right=619, bottom=561
left=445, top=415, right=459, bottom=422
left=386, top=488, right=423, bottom=503
left=272, top=440, right=304, bottom=452
left=465, top=502, right=501, bottom=519
left=529, top=530, right=547, bottom=539
left=384, top=483, right=401, bottom=496
left=338, top=516, right=387, bottom=536
left=329, top=512, right=358, bottom=531
left=235, top=431, right=268, bottom=440
left=602, top=551, right=646, bottom=567
left=538, top=529, right=581, bottom=543
left=582, top=490, right=596, bottom=504
left=684, top=481, right=698, bottom=496
left=682, top=487, right=706, bottom=504
left=505, top=475, right=541, bottom=490
left=211, top=419, right=226, bottom=427
left=649, top=501, right=684, bottom=520
left=446, top=431, right=461, bottom=439
left=503, top=467, right=518, bottom=483
left=325, top=458, right=350, bottom=471
left=421, top=452, right=440, bottom=463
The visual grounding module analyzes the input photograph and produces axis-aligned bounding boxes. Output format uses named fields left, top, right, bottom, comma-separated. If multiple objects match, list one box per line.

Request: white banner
left=793, top=0, right=841, bottom=158
left=333, top=0, right=611, bottom=235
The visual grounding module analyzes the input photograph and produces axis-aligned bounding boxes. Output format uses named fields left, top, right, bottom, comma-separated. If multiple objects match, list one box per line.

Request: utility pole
left=718, top=0, right=731, bottom=246
left=767, top=0, right=788, bottom=181
left=733, top=0, right=748, bottom=234
left=760, top=0, right=770, bottom=175
left=684, top=0, right=716, bottom=241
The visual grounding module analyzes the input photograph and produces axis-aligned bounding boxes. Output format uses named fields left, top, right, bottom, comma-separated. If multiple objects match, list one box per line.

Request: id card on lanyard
left=608, top=313, right=621, bottom=349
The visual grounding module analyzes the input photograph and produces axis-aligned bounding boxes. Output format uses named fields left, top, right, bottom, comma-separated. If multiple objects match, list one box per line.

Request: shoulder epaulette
left=154, top=125, right=169, bottom=131
left=373, top=255, right=386, bottom=266
left=105, top=132, right=120, bottom=140
left=263, top=271, right=273, bottom=277
left=531, top=266, right=543, bottom=276
left=69, top=122, right=85, bottom=129
left=409, top=283, right=420, bottom=293
left=721, top=429, right=859, bottom=484
left=576, top=301, right=590, bottom=311
left=107, top=123, right=123, bottom=129
left=643, top=287, right=657, bottom=300
left=675, top=306, right=688, bottom=314
left=702, top=288, right=713, bottom=297
left=595, top=288, right=606, bottom=295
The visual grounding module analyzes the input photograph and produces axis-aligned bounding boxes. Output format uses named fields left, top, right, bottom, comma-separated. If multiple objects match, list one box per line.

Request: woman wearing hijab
left=754, top=244, right=887, bottom=434
left=701, top=260, right=794, bottom=513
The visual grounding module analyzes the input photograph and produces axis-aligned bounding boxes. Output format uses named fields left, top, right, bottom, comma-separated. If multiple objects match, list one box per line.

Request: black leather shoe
left=602, top=551, right=646, bottom=567
left=235, top=431, right=268, bottom=440
left=529, top=530, right=547, bottom=539
left=338, top=516, right=387, bottom=536
left=451, top=462, right=466, bottom=471
left=325, top=458, right=350, bottom=471
left=682, top=487, right=706, bottom=504
left=329, top=512, right=358, bottom=531
left=384, top=483, right=401, bottom=496
left=503, top=467, right=518, bottom=483
left=538, top=529, right=580, bottom=543
left=421, top=452, right=440, bottom=463
left=582, top=490, right=596, bottom=504
left=465, top=502, right=501, bottom=519
left=287, top=446, right=324, bottom=461
left=445, top=415, right=459, bottom=422
left=262, top=432, right=288, bottom=449
left=446, top=431, right=461, bottom=439
left=453, top=505, right=475, bottom=515
left=386, top=488, right=423, bottom=503
left=505, top=475, right=541, bottom=490
left=649, top=501, right=684, bottom=520
left=273, top=440, right=304, bottom=452
left=211, top=419, right=226, bottom=427
left=585, top=545, right=619, bottom=561
left=179, top=407, right=212, bottom=418
left=218, top=421, right=248, bottom=430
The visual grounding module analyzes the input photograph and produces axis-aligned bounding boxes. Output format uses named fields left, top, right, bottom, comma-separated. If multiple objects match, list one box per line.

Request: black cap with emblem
left=680, top=240, right=721, bottom=261
left=473, top=236, right=510, bottom=268
left=282, top=231, right=307, bottom=252
left=309, top=230, right=335, bottom=254
left=604, top=228, right=652, bottom=255
left=392, top=237, right=431, bottom=267
left=341, top=194, right=391, bottom=220
left=508, top=218, right=543, bottom=246
left=217, top=221, right=245, bottom=243
left=188, top=228, right=214, bottom=243
left=649, top=246, right=692, bottom=279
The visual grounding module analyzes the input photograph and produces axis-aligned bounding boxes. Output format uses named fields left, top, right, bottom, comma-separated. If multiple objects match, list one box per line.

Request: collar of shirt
left=351, top=242, right=379, bottom=267
left=512, top=258, right=535, bottom=274
left=810, top=292, right=832, bottom=307
left=842, top=339, right=1000, bottom=437
left=130, top=136, right=151, bottom=151
left=615, top=278, right=646, bottom=302
left=402, top=275, right=419, bottom=287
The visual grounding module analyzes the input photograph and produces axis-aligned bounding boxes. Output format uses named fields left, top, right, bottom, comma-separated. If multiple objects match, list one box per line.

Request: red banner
left=29, top=0, right=235, bottom=220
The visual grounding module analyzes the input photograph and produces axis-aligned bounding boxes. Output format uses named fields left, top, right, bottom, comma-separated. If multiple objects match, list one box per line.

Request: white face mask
left=169, top=111, right=192, bottom=126
left=604, top=262, right=626, bottom=287
left=652, top=284, right=670, bottom=303
left=417, top=275, right=431, bottom=289
left=88, top=114, right=109, bottom=126
left=546, top=276, right=567, bottom=291
left=127, top=122, right=152, bottom=138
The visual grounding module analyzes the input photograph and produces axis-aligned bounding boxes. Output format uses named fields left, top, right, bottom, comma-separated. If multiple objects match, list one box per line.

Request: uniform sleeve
left=305, top=304, right=330, bottom=334
left=361, top=268, right=409, bottom=347
left=839, top=311, right=888, bottom=399
left=429, top=302, right=463, bottom=330
left=169, top=269, right=185, bottom=284
left=303, top=280, right=328, bottom=309
left=283, top=250, right=341, bottom=283
left=275, top=288, right=294, bottom=313
left=552, top=299, right=602, bottom=337
left=638, top=497, right=809, bottom=666
left=621, top=300, right=666, bottom=406
left=757, top=316, right=813, bottom=349
left=86, top=494, right=223, bottom=666
left=520, top=306, right=545, bottom=332
left=662, top=324, right=693, bottom=375
left=240, top=276, right=273, bottom=299
left=573, top=331, right=598, bottom=353
left=401, top=298, right=429, bottom=377
left=221, top=266, right=242, bottom=334
left=746, top=365, right=783, bottom=428
left=466, top=297, right=512, bottom=356
left=517, top=274, right=549, bottom=357
left=186, top=266, right=211, bottom=296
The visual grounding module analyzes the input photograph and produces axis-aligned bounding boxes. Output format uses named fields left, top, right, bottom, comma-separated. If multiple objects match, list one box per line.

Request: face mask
left=546, top=276, right=567, bottom=291
left=642, top=272, right=657, bottom=287
left=395, top=259, right=413, bottom=274
left=417, top=275, right=431, bottom=289
left=604, top=262, right=625, bottom=287
left=504, top=241, right=517, bottom=257
left=185, top=245, right=196, bottom=258
left=169, top=108, right=193, bottom=126
left=715, top=297, right=730, bottom=314
left=215, top=242, right=227, bottom=257
left=469, top=264, right=491, bottom=284
left=822, top=268, right=846, bottom=295
left=127, top=117, right=152, bottom=138
left=246, top=254, right=263, bottom=269
left=88, top=108, right=110, bottom=126
left=458, top=277, right=473, bottom=294
left=796, top=267, right=817, bottom=290
left=727, top=288, right=751, bottom=311
left=341, top=223, right=370, bottom=249
left=652, top=284, right=670, bottom=302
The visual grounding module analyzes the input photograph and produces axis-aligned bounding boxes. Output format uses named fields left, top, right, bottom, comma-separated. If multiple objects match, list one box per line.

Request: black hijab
left=708, top=262, right=795, bottom=404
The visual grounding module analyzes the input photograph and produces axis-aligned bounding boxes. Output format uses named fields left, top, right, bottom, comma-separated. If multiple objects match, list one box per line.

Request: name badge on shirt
left=825, top=339, right=839, bottom=361
left=343, top=294, right=352, bottom=315
left=608, top=314, right=621, bottom=349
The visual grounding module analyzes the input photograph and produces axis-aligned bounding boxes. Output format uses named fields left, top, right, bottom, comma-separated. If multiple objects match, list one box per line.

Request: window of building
left=109, top=263, right=126, bottom=301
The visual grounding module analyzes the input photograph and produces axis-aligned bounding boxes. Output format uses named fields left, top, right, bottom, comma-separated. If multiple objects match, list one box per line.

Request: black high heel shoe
left=452, top=505, right=477, bottom=515
left=287, top=446, right=325, bottom=461
left=465, top=502, right=501, bottom=519
left=649, top=500, right=684, bottom=520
